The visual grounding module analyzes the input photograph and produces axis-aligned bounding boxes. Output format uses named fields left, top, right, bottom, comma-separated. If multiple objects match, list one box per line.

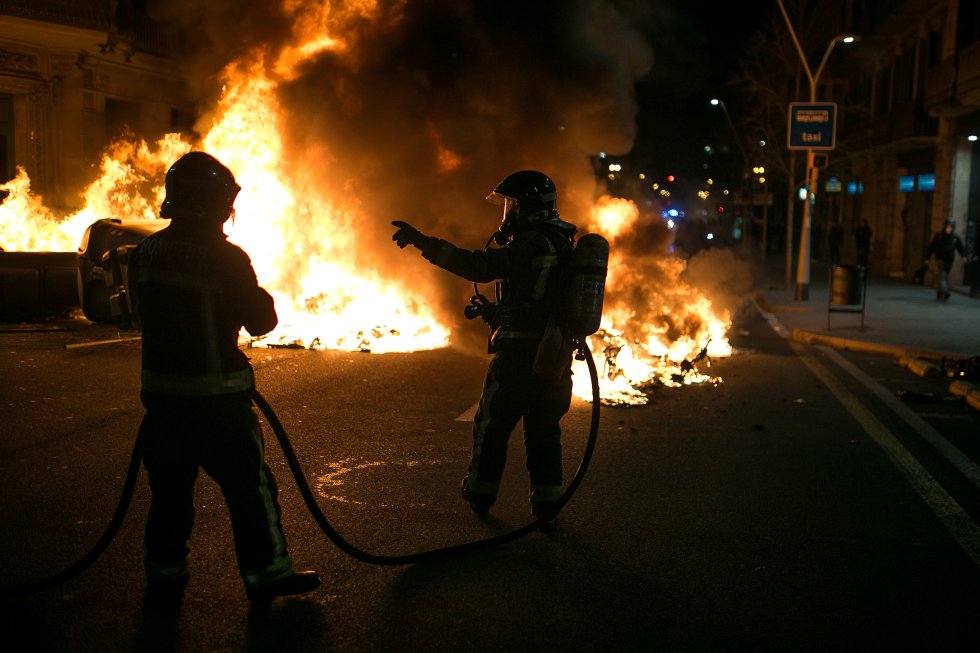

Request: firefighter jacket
left=129, top=222, right=277, bottom=398
left=926, top=230, right=966, bottom=265
left=418, top=225, right=573, bottom=352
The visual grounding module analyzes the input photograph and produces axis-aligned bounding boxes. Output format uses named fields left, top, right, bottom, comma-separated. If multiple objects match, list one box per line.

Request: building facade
left=833, top=0, right=979, bottom=290
left=0, top=1, right=193, bottom=211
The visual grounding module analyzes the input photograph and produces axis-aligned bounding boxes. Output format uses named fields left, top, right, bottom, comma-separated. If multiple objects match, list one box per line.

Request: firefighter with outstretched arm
left=391, top=171, right=578, bottom=526
left=129, top=151, right=319, bottom=607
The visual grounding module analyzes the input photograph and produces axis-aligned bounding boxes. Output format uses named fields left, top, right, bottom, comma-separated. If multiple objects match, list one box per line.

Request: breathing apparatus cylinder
left=564, top=233, right=609, bottom=337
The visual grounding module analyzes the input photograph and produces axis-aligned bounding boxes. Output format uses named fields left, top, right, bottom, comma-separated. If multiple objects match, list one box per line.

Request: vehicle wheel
left=81, top=279, right=112, bottom=322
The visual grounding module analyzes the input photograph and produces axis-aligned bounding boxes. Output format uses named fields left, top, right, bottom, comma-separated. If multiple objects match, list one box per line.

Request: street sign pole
left=796, top=149, right=816, bottom=300
left=776, top=1, right=857, bottom=301
left=787, top=102, right=836, bottom=301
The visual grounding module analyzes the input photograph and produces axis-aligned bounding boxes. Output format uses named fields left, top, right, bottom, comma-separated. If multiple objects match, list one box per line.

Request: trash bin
left=830, top=264, right=864, bottom=305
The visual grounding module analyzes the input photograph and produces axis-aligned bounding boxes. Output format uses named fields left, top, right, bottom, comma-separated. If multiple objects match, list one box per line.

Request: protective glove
left=391, top=220, right=424, bottom=249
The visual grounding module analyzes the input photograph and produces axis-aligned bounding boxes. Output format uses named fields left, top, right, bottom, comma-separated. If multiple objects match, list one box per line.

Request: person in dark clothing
left=129, top=151, right=319, bottom=607
left=391, top=170, right=577, bottom=526
left=925, top=219, right=967, bottom=301
left=855, top=220, right=872, bottom=266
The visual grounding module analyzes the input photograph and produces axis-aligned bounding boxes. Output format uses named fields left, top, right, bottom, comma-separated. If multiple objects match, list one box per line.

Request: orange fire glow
left=0, top=3, right=735, bottom=402
left=572, top=196, right=732, bottom=405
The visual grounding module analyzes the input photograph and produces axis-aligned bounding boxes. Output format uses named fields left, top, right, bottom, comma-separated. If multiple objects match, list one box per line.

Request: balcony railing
left=0, top=0, right=109, bottom=32
left=0, top=1, right=175, bottom=58
left=956, top=40, right=980, bottom=105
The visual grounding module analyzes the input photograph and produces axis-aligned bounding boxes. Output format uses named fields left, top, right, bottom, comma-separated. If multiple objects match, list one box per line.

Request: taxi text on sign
left=787, top=102, right=837, bottom=150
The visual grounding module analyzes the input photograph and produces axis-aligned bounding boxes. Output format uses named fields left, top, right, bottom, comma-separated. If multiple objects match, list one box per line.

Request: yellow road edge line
left=791, top=342, right=980, bottom=569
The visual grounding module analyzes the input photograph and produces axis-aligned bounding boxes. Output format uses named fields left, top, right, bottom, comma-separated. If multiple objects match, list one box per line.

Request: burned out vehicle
left=77, top=218, right=168, bottom=322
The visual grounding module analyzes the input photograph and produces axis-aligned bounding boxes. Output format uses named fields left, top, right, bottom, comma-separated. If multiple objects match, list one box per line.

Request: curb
left=791, top=328, right=979, bottom=411
left=950, top=380, right=980, bottom=412
left=790, top=328, right=949, bottom=361
left=898, top=354, right=942, bottom=378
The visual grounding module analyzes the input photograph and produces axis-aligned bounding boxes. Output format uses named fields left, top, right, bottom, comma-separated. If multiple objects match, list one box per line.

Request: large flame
left=199, top=56, right=450, bottom=353
left=0, top=53, right=450, bottom=354
left=0, top=2, right=736, bottom=401
left=572, top=195, right=732, bottom=405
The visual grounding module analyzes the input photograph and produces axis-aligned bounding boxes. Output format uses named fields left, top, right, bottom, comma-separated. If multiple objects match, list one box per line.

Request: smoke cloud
left=682, top=248, right=754, bottom=319
left=152, top=0, right=654, bottom=350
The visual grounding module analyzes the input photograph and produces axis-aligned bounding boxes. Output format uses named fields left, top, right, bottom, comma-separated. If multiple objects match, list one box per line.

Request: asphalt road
left=1, top=304, right=979, bottom=652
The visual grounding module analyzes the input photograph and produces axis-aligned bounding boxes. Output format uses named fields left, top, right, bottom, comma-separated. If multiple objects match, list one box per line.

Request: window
left=874, top=66, right=891, bottom=115
left=105, top=98, right=140, bottom=138
left=895, top=49, right=914, bottom=102
left=957, top=0, right=980, bottom=48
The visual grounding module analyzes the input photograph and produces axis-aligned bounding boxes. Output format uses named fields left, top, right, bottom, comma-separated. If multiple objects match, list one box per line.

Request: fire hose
left=0, top=344, right=600, bottom=598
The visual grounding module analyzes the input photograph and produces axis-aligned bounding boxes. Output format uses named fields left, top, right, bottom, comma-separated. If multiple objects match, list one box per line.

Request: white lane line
left=755, top=296, right=980, bottom=488
left=756, top=299, right=791, bottom=338
left=455, top=402, right=479, bottom=422
left=792, top=342, right=980, bottom=570
left=756, top=298, right=980, bottom=567
left=821, top=346, right=980, bottom=490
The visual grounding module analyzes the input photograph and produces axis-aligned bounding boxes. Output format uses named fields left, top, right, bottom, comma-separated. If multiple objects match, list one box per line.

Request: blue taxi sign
left=787, top=102, right=837, bottom=150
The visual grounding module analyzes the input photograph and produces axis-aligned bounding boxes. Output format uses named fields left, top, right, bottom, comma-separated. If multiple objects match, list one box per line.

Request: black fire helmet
left=160, top=151, right=241, bottom=223
left=487, top=170, right=575, bottom=238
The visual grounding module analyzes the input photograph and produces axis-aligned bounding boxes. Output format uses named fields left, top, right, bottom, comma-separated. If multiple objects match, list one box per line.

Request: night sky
left=631, top=1, right=769, bottom=182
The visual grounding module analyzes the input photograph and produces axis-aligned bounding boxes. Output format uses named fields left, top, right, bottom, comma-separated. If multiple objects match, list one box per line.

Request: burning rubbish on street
left=570, top=196, right=745, bottom=405
left=0, top=1, right=752, bottom=404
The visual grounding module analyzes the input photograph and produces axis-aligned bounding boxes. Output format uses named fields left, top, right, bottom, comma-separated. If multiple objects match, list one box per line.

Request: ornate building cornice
left=0, top=46, right=39, bottom=74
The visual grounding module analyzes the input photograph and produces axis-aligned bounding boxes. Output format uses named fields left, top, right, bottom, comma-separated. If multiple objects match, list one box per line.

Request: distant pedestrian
left=924, top=219, right=967, bottom=301
left=828, top=221, right=843, bottom=265
left=855, top=220, right=872, bottom=267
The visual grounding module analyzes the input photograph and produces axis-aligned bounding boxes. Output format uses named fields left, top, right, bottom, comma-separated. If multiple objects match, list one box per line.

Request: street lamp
left=711, top=98, right=757, bottom=252
left=777, top=0, right=858, bottom=300
left=710, top=98, right=750, bottom=166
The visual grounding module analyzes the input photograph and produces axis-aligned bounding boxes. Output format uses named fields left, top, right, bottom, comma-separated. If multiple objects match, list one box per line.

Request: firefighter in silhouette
left=392, top=170, right=577, bottom=525
left=129, top=152, right=319, bottom=606
left=925, top=219, right=967, bottom=301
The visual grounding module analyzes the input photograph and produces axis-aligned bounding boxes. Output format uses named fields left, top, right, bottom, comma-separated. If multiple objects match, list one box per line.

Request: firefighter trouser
left=467, top=352, right=573, bottom=507
left=139, top=393, right=293, bottom=587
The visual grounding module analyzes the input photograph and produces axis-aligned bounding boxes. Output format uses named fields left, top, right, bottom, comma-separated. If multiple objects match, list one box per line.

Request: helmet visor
left=487, top=191, right=518, bottom=219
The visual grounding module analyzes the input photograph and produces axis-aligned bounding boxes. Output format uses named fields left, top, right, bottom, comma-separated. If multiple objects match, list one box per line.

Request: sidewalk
left=754, top=267, right=980, bottom=360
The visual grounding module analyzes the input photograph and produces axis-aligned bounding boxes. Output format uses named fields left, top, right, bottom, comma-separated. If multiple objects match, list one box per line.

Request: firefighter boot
left=532, top=500, right=559, bottom=530
left=246, top=570, right=320, bottom=603
left=460, top=476, right=494, bottom=515
left=144, top=574, right=189, bottom=610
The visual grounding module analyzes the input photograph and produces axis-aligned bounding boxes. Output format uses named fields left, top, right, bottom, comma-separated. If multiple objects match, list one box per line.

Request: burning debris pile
left=570, top=196, right=746, bottom=405
left=0, top=1, right=749, bottom=402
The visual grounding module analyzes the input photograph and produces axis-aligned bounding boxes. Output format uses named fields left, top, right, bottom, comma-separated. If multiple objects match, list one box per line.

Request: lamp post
left=710, top=98, right=754, bottom=250
left=777, top=0, right=856, bottom=300
left=710, top=98, right=750, bottom=167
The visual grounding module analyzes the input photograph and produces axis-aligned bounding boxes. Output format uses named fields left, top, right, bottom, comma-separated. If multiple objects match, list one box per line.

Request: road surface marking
left=756, top=298, right=980, bottom=489
left=821, top=346, right=980, bottom=490
left=456, top=402, right=479, bottom=422
left=792, top=342, right=980, bottom=569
